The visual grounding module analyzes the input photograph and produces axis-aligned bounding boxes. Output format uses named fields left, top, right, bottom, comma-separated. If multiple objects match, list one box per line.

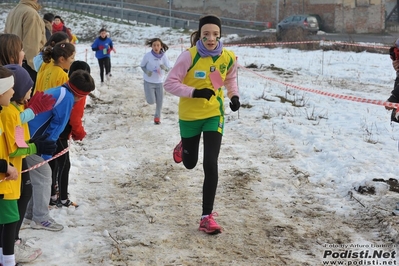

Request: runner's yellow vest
left=179, top=46, right=235, bottom=121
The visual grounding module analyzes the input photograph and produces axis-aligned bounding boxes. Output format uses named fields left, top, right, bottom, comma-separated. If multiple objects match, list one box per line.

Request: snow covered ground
left=1, top=3, right=399, bottom=265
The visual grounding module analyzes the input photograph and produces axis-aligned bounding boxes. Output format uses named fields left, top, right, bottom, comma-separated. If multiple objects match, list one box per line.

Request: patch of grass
left=276, top=95, right=295, bottom=105
left=361, top=119, right=380, bottom=144
left=275, top=88, right=307, bottom=107
left=362, top=125, right=379, bottom=144
left=305, top=106, right=328, bottom=122
left=262, top=108, right=273, bottom=120
left=246, top=63, right=294, bottom=77
left=255, top=90, right=275, bottom=102
left=245, top=63, right=258, bottom=68
left=269, top=64, right=285, bottom=72
left=240, top=103, right=253, bottom=108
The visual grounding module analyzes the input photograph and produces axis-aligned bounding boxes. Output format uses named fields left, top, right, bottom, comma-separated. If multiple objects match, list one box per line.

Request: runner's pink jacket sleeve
left=164, top=51, right=195, bottom=98
left=224, top=60, right=239, bottom=99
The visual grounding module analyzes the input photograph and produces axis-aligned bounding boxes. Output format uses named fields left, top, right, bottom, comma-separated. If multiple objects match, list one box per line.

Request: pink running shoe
left=173, top=140, right=183, bottom=163
left=199, top=212, right=222, bottom=234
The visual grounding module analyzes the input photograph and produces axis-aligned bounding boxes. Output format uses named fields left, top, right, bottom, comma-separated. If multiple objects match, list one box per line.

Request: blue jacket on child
left=91, top=36, right=114, bottom=60
left=28, top=84, right=75, bottom=160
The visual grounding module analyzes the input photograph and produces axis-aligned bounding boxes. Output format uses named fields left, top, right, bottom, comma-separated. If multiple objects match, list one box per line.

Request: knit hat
left=198, top=15, right=222, bottom=35
left=4, top=64, right=33, bottom=101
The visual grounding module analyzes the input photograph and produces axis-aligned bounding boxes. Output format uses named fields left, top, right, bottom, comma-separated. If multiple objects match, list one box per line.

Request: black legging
left=98, top=57, right=111, bottom=82
left=49, top=138, right=70, bottom=200
left=15, top=159, right=32, bottom=240
left=0, top=222, right=17, bottom=255
left=181, top=131, right=222, bottom=216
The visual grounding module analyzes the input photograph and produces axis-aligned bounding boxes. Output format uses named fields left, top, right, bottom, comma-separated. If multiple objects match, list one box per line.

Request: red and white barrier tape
left=20, top=147, right=70, bottom=174
left=0, top=147, right=70, bottom=182
left=239, top=63, right=399, bottom=109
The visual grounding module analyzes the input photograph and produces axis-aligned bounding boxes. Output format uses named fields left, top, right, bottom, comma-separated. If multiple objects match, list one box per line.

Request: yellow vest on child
left=179, top=46, right=235, bottom=121
left=0, top=119, right=13, bottom=196
left=0, top=104, right=30, bottom=199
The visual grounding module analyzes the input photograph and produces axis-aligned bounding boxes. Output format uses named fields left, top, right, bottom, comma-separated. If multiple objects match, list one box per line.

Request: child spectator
left=34, top=42, right=75, bottom=94
left=5, top=0, right=47, bottom=87
left=26, top=69, right=95, bottom=231
left=140, top=38, right=171, bottom=124
left=0, top=33, right=24, bottom=66
left=68, top=28, right=78, bottom=44
left=91, top=28, right=116, bottom=85
left=33, top=31, right=70, bottom=72
left=33, top=40, right=76, bottom=210
left=2, top=64, right=56, bottom=263
left=0, top=66, right=19, bottom=266
left=0, top=33, right=55, bottom=263
left=50, top=61, right=91, bottom=208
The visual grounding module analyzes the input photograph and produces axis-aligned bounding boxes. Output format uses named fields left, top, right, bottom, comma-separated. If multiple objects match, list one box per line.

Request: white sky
left=1, top=3, right=399, bottom=266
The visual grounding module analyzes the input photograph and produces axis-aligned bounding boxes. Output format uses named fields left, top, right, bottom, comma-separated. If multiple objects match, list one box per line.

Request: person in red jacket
left=52, top=15, right=73, bottom=41
left=50, top=61, right=90, bottom=208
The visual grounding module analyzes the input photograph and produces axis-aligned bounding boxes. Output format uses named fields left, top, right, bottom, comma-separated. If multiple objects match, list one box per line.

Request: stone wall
left=333, top=1, right=384, bottom=33
left=124, top=0, right=386, bottom=33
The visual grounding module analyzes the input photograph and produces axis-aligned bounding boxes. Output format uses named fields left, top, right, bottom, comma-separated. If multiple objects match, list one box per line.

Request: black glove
left=29, top=134, right=57, bottom=155
left=192, top=88, right=215, bottom=101
left=229, top=96, right=240, bottom=112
